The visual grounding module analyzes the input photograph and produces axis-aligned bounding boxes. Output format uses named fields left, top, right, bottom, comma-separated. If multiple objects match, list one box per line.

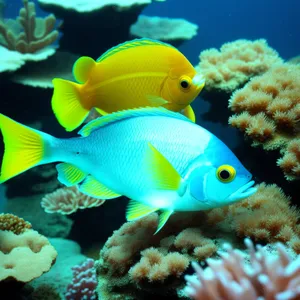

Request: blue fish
left=0, top=108, right=257, bottom=232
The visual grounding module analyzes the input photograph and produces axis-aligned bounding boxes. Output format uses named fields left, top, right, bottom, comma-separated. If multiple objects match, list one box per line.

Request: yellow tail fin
left=0, top=114, right=49, bottom=183
left=52, top=78, right=90, bottom=132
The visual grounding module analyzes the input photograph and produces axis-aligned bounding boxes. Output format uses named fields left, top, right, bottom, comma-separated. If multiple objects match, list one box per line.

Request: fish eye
left=216, top=165, right=236, bottom=183
left=179, top=76, right=191, bottom=91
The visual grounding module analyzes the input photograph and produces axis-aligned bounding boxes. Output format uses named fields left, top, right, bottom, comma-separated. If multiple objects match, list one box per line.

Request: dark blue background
left=4, top=0, right=299, bottom=64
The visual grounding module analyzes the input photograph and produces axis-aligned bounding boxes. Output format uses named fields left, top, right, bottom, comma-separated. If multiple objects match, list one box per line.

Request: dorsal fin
left=97, top=38, right=175, bottom=63
left=78, top=107, right=192, bottom=137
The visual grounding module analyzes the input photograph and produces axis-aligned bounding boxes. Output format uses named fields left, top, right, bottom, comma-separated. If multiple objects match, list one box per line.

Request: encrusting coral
left=184, top=238, right=300, bottom=300
left=229, top=63, right=300, bottom=179
left=0, top=0, right=59, bottom=53
left=0, top=213, right=32, bottom=234
left=41, top=186, right=105, bottom=215
left=0, top=214, right=57, bottom=283
left=205, top=183, right=300, bottom=254
left=197, top=39, right=283, bottom=92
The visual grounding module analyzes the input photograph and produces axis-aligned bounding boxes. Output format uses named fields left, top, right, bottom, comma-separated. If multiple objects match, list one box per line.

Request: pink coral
left=184, top=238, right=300, bottom=300
left=41, top=186, right=105, bottom=214
left=65, top=258, right=97, bottom=300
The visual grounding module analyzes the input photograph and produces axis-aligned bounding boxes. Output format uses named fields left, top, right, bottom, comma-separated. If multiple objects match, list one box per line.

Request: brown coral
left=185, top=238, right=300, bottom=300
left=0, top=213, right=31, bottom=234
left=206, top=183, right=300, bottom=253
left=229, top=63, right=300, bottom=179
left=197, top=39, right=283, bottom=92
left=41, top=186, right=105, bottom=215
left=96, top=213, right=217, bottom=299
left=0, top=0, right=59, bottom=53
left=0, top=229, right=57, bottom=282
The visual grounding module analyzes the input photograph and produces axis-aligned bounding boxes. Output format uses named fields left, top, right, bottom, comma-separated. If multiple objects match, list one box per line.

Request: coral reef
left=197, top=39, right=283, bottom=92
left=41, top=186, right=105, bottom=215
left=184, top=238, right=300, bottom=300
left=229, top=63, right=300, bottom=179
left=65, top=258, right=97, bottom=300
left=0, top=0, right=59, bottom=53
left=206, top=183, right=300, bottom=254
left=96, top=213, right=218, bottom=299
left=130, top=15, right=198, bottom=46
left=30, top=238, right=88, bottom=299
left=0, top=213, right=31, bottom=234
left=37, top=0, right=166, bottom=57
left=0, top=227, right=57, bottom=283
left=6, top=193, right=73, bottom=238
left=11, top=51, right=78, bottom=88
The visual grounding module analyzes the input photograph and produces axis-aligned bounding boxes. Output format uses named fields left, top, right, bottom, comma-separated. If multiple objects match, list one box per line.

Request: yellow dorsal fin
left=155, top=210, right=173, bottom=234
left=126, top=200, right=159, bottom=221
left=73, top=56, right=96, bottom=83
left=78, top=107, right=191, bottom=137
left=79, top=175, right=121, bottom=199
left=182, top=105, right=196, bottom=123
left=56, top=163, right=87, bottom=187
left=97, top=38, right=175, bottom=63
left=145, top=143, right=182, bottom=191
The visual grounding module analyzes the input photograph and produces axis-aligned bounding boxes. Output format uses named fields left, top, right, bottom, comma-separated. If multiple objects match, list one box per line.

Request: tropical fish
left=51, top=38, right=205, bottom=132
left=0, top=108, right=256, bottom=233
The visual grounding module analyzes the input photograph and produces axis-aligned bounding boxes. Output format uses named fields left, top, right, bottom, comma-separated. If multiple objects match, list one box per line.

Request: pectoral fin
left=155, top=210, right=173, bottom=234
left=56, top=163, right=87, bottom=186
left=79, top=175, right=121, bottom=199
left=147, top=95, right=169, bottom=107
left=145, top=143, right=182, bottom=191
left=126, top=200, right=159, bottom=221
left=183, top=105, right=196, bottom=123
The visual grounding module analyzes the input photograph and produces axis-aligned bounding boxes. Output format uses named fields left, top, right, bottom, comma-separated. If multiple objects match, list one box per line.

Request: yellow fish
left=51, top=38, right=205, bottom=132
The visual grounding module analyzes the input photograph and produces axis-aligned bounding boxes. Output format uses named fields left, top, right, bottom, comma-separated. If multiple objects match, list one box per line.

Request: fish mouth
left=192, top=73, right=205, bottom=90
left=226, top=180, right=257, bottom=204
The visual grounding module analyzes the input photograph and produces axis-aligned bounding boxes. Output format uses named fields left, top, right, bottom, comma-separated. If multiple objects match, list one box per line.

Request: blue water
left=4, top=0, right=299, bottom=64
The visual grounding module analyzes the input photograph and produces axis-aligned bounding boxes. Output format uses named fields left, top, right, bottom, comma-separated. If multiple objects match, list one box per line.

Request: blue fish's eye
left=216, top=165, right=236, bottom=183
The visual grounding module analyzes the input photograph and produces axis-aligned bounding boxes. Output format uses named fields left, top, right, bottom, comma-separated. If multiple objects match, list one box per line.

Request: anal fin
left=126, top=200, right=159, bottom=221
left=79, top=175, right=121, bottom=199
left=155, top=210, right=173, bottom=234
left=56, top=163, right=87, bottom=187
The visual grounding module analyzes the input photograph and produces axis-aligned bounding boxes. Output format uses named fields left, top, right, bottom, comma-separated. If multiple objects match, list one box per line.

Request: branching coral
left=41, top=186, right=105, bottom=215
left=96, top=213, right=217, bottom=299
left=206, top=183, right=300, bottom=254
left=0, top=213, right=31, bottom=234
left=0, top=0, right=59, bottom=53
left=184, top=238, right=300, bottom=300
left=197, top=39, right=283, bottom=92
left=229, top=63, right=300, bottom=179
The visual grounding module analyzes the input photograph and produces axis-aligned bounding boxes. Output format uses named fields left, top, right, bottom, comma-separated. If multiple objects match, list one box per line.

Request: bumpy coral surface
left=96, top=213, right=217, bottom=299
left=65, top=258, right=97, bottom=300
left=0, top=229, right=57, bottom=282
left=0, top=213, right=31, bottom=234
left=41, top=186, right=105, bottom=214
left=229, top=63, right=300, bottom=179
left=185, top=238, right=300, bottom=300
left=206, top=183, right=300, bottom=254
left=197, top=39, right=283, bottom=92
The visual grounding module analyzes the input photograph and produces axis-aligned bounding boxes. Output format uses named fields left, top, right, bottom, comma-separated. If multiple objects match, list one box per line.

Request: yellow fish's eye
left=179, top=76, right=191, bottom=91
left=216, top=165, right=236, bottom=183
